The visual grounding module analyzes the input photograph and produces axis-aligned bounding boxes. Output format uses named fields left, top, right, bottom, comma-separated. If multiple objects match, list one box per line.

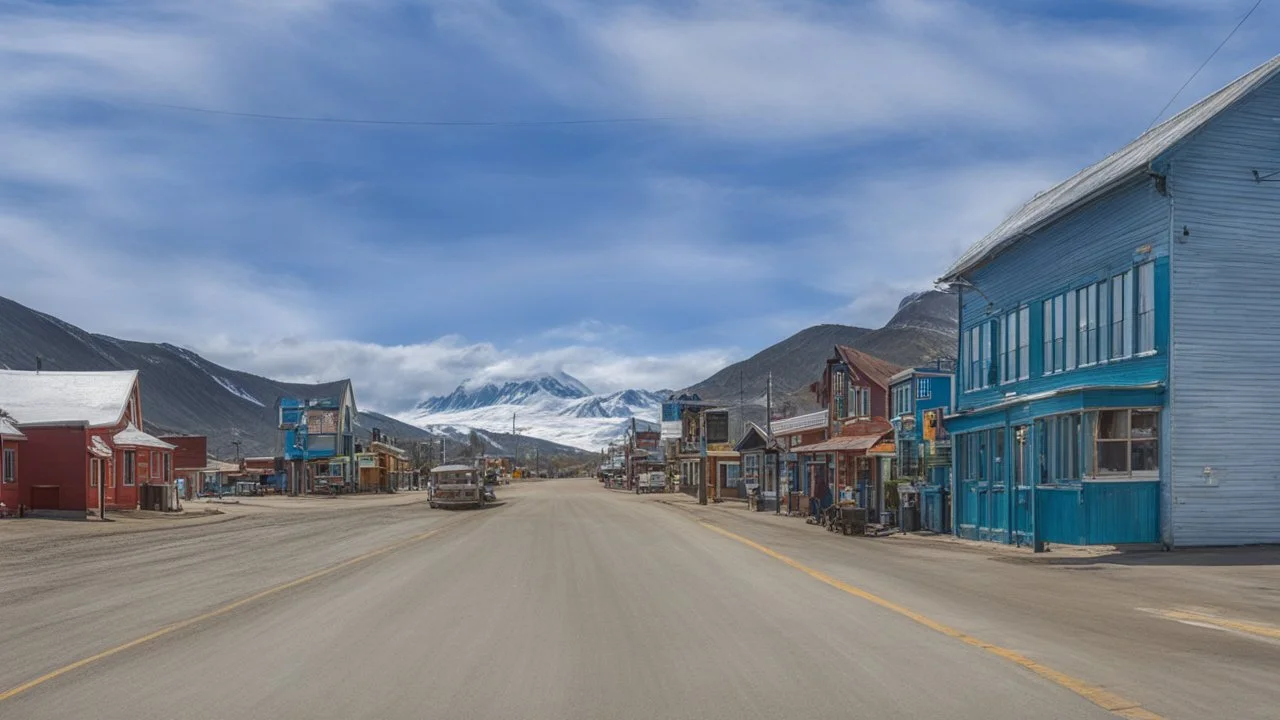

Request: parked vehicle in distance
left=428, top=465, right=487, bottom=509
left=636, top=471, right=665, bottom=494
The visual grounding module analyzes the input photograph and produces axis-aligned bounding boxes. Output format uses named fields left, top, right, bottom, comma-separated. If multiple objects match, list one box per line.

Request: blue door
left=1010, top=425, right=1034, bottom=545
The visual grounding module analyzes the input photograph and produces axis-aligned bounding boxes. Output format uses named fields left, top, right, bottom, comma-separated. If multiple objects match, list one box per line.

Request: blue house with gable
left=940, top=55, right=1280, bottom=548
left=888, top=361, right=955, bottom=532
left=278, top=379, right=358, bottom=494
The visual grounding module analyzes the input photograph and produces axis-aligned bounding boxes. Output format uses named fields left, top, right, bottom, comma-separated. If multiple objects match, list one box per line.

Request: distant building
left=278, top=380, right=358, bottom=494
left=793, top=346, right=903, bottom=518
left=888, top=361, right=955, bottom=532
left=940, top=54, right=1280, bottom=547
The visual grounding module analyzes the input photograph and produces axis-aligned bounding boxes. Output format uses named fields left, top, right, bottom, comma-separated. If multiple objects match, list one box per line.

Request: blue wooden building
left=278, top=379, right=358, bottom=494
left=888, top=362, right=955, bottom=532
left=940, top=55, right=1280, bottom=548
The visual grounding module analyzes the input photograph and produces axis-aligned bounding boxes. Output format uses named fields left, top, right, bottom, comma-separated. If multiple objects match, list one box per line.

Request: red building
left=0, top=417, right=26, bottom=513
left=0, top=370, right=175, bottom=513
left=794, top=346, right=904, bottom=517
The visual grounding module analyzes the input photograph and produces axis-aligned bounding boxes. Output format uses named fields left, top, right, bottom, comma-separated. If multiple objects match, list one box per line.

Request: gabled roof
left=770, top=410, right=828, bottom=435
left=734, top=422, right=781, bottom=453
left=834, top=346, right=903, bottom=391
left=942, top=54, right=1280, bottom=281
left=113, top=423, right=178, bottom=450
left=0, top=417, right=25, bottom=440
left=0, top=369, right=138, bottom=427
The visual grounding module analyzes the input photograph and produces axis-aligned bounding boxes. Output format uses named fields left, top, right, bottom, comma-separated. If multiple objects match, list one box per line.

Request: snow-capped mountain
left=403, top=372, right=665, bottom=451
left=417, top=371, right=592, bottom=413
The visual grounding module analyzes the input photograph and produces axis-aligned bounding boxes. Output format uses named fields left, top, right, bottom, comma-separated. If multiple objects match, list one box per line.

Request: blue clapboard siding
left=1036, top=486, right=1084, bottom=545
left=1165, top=73, right=1280, bottom=546
left=956, top=176, right=1171, bottom=413
left=1036, top=482, right=1159, bottom=545
left=1084, top=481, right=1160, bottom=544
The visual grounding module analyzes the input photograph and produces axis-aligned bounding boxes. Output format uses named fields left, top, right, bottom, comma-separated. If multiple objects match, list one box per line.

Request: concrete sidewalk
left=654, top=491, right=1156, bottom=563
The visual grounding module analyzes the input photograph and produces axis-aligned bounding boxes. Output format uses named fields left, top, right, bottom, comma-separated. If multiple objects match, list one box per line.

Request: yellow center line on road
left=0, top=517, right=470, bottom=704
left=1156, top=609, right=1280, bottom=641
left=699, top=522, right=1165, bottom=720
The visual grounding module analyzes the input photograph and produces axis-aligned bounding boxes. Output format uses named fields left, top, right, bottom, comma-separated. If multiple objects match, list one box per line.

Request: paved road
left=1, top=480, right=1276, bottom=719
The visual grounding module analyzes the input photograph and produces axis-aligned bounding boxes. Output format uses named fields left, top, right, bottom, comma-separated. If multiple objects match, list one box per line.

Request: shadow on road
left=1032, top=544, right=1280, bottom=568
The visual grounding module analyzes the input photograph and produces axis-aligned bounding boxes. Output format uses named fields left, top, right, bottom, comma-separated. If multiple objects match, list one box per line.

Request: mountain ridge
left=683, top=289, right=957, bottom=409
left=0, top=296, right=586, bottom=460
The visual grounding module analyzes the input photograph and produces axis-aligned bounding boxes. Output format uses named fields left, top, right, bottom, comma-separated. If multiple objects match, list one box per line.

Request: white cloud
left=197, top=335, right=733, bottom=413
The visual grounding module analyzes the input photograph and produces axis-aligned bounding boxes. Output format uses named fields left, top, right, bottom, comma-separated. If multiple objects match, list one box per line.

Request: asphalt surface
left=1, top=479, right=1277, bottom=719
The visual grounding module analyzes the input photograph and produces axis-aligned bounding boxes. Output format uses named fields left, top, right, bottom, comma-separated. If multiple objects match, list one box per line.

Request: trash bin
left=900, top=503, right=921, bottom=532
left=880, top=510, right=896, bottom=526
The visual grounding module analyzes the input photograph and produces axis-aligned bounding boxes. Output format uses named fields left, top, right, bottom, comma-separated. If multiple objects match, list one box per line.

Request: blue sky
left=1, top=0, right=1275, bottom=412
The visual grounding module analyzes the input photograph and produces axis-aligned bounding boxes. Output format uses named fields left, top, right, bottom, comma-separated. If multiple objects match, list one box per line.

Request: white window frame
left=2, top=448, right=15, bottom=483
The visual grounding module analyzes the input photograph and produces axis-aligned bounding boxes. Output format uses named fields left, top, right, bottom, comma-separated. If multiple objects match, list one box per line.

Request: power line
left=122, top=100, right=691, bottom=128
left=1146, top=0, right=1264, bottom=130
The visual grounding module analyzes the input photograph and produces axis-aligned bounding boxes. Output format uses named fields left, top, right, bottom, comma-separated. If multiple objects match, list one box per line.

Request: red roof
left=834, top=346, right=903, bottom=390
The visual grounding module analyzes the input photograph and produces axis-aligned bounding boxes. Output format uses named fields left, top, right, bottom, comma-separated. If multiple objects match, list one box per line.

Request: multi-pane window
left=2, top=449, right=14, bottom=483
left=892, top=383, right=913, bottom=417
left=965, top=319, right=1000, bottom=392
left=150, top=450, right=161, bottom=480
left=123, top=450, right=136, bottom=486
left=859, top=387, right=870, bottom=417
left=1111, top=271, right=1132, bottom=359
left=1097, top=409, right=1159, bottom=475
left=1136, top=262, right=1155, bottom=353
left=163, top=453, right=172, bottom=483
left=90, top=458, right=100, bottom=488
left=1002, top=311, right=1016, bottom=383
left=1044, top=295, right=1069, bottom=373
left=1077, top=283, right=1101, bottom=366
left=1001, top=307, right=1031, bottom=383
left=1017, top=307, right=1029, bottom=380
left=916, top=377, right=931, bottom=399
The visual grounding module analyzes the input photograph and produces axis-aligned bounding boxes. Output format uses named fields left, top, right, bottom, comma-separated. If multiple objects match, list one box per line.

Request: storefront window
left=1096, top=409, right=1159, bottom=476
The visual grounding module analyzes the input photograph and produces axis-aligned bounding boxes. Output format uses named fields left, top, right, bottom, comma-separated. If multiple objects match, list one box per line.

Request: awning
left=89, top=435, right=112, bottom=458
left=792, top=433, right=886, bottom=454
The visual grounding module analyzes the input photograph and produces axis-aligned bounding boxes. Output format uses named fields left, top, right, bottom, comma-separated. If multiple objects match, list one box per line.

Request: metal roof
left=941, top=54, right=1280, bottom=282
left=769, top=410, right=828, bottom=435
left=0, top=369, right=138, bottom=427
left=791, top=433, right=886, bottom=454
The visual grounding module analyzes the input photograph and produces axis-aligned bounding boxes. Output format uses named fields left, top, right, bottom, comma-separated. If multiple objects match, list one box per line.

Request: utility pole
left=232, top=440, right=242, bottom=463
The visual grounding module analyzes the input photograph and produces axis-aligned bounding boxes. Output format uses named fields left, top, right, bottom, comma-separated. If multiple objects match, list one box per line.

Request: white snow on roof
left=942, top=54, right=1280, bottom=281
left=89, top=435, right=112, bottom=457
left=0, top=369, right=138, bottom=427
left=113, top=423, right=177, bottom=450
left=0, top=417, right=25, bottom=439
